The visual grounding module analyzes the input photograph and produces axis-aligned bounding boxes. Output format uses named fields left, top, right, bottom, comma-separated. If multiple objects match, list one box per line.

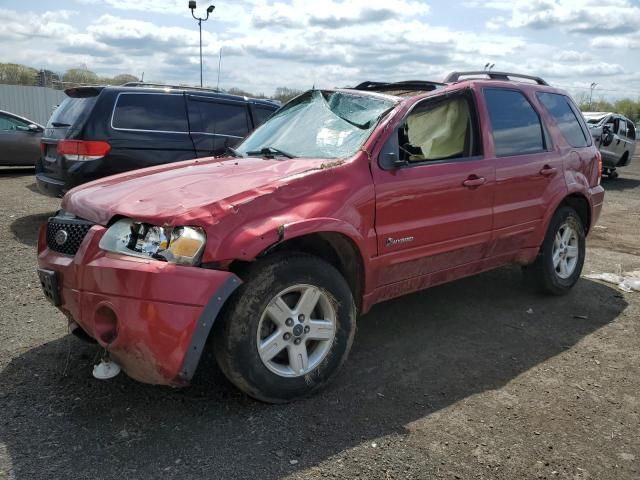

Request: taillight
left=40, top=142, right=46, bottom=154
left=596, top=150, right=603, bottom=185
left=57, top=140, right=111, bottom=161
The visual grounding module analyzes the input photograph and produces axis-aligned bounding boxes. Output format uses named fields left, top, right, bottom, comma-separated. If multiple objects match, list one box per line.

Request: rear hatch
left=39, top=87, right=102, bottom=180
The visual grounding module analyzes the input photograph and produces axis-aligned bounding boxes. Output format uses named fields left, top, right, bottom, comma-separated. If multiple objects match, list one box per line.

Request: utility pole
left=589, top=82, right=597, bottom=109
left=188, top=1, right=215, bottom=87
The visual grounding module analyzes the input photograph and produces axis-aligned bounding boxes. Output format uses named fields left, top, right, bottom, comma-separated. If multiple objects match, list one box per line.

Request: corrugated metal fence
left=0, top=85, right=66, bottom=126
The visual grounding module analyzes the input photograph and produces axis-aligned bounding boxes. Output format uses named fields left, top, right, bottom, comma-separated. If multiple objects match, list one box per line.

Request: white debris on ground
left=585, top=271, right=640, bottom=293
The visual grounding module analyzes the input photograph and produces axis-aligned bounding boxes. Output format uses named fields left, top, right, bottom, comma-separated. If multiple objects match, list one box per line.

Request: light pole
left=589, top=82, right=597, bottom=109
left=188, top=1, right=215, bottom=87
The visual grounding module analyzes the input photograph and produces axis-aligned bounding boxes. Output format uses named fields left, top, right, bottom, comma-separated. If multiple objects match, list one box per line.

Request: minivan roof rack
left=122, top=82, right=222, bottom=93
left=352, top=80, right=445, bottom=93
left=444, top=71, right=549, bottom=86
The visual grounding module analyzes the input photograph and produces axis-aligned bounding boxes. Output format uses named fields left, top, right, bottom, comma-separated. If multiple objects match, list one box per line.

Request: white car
left=583, top=111, right=636, bottom=178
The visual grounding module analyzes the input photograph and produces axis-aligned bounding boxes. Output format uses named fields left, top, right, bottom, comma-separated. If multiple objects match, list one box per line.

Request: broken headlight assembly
left=99, top=219, right=206, bottom=266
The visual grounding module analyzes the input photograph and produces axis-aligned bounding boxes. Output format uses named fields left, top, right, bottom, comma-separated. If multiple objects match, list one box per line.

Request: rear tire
left=524, top=206, right=585, bottom=295
left=213, top=253, right=356, bottom=403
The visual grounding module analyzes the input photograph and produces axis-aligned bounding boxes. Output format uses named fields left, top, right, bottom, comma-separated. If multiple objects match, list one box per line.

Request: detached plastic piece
left=93, top=360, right=121, bottom=380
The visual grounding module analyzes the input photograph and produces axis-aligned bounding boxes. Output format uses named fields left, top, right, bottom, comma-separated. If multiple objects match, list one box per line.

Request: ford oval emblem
left=55, top=230, right=69, bottom=246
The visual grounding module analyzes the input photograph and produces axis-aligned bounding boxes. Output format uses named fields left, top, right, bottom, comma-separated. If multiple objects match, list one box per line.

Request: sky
left=0, top=0, right=639, bottom=100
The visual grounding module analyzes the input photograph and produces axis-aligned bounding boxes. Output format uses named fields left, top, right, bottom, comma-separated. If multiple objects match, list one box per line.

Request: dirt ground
left=1, top=153, right=639, bottom=480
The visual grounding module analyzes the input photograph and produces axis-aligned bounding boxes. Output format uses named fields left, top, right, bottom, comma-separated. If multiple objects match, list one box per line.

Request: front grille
left=46, top=217, right=94, bottom=256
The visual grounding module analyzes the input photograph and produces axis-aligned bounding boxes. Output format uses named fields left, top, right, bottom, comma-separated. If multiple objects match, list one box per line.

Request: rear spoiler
left=64, top=86, right=104, bottom=98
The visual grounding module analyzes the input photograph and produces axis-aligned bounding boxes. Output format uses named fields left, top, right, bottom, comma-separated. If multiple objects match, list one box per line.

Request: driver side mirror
left=27, top=124, right=42, bottom=133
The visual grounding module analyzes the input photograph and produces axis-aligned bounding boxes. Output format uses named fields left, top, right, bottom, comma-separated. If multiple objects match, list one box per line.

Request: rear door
left=482, top=88, right=565, bottom=255
left=107, top=92, right=196, bottom=173
left=187, top=95, right=251, bottom=157
left=372, top=90, right=495, bottom=287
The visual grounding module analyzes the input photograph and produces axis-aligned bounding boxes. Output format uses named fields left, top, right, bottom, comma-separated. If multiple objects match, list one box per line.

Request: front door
left=372, top=90, right=494, bottom=287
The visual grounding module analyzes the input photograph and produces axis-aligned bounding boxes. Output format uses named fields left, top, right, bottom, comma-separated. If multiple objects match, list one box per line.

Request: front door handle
left=539, top=165, right=557, bottom=176
left=462, top=176, right=486, bottom=188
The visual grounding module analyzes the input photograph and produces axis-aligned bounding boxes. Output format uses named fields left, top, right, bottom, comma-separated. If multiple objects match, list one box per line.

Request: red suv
left=37, top=71, right=605, bottom=403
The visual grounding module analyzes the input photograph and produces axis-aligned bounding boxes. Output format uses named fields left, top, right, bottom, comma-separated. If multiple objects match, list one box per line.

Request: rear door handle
left=539, top=165, right=557, bottom=176
left=462, top=176, right=486, bottom=188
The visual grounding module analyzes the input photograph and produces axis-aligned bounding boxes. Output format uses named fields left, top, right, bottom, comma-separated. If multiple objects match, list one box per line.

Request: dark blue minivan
left=35, top=83, right=279, bottom=197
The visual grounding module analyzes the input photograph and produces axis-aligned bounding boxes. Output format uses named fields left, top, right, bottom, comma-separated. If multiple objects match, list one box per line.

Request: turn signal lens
left=596, top=150, right=602, bottom=185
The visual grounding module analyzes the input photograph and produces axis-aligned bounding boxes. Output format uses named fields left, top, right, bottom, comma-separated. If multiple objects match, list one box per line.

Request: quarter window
left=190, top=98, right=249, bottom=137
left=537, top=92, right=589, bottom=147
left=112, top=94, right=188, bottom=132
left=484, top=89, right=546, bottom=157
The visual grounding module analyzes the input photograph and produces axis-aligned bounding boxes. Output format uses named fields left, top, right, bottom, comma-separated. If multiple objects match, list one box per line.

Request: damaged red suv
left=37, top=71, right=605, bottom=403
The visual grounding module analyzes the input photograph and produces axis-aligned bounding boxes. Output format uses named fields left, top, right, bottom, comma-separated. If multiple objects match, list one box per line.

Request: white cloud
left=482, top=0, right=640, bottom=35
left=0, top=1, right=638, bottom=99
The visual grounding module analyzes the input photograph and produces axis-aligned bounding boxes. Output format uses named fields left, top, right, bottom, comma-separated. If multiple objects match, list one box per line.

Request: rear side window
left=112, top=93, right=188, bottom=133
left=484, top=88, right=546, bottom=157
left=47, top=96, right=97, bottom=128
left=618, top=119, right=627, bottom=137
left=537, top=92, right=589, bottom=147
left=190, top=97, right=249, bottom=137
left=252, top=106, right=276, bottom=127
left=627, top=121, right=636, bottom=140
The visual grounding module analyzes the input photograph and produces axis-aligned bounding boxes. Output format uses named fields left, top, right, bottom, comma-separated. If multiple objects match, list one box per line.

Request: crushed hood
left=62, top=156, right=326, bottom=225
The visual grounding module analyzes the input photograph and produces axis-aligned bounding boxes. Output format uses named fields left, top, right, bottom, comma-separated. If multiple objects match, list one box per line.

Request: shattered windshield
left=235, top=90, right=396, bottom=159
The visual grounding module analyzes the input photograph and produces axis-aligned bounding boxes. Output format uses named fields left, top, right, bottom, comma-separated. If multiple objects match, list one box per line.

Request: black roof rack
left=443, top=71, right=549, bottom=86
left=352, top=80, right=445, bottom=93
left=122, top=82, right=222, bottom=93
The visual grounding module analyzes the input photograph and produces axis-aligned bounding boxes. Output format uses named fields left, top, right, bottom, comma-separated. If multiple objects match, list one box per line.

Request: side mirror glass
left=27, top=124, right=42, bottom=132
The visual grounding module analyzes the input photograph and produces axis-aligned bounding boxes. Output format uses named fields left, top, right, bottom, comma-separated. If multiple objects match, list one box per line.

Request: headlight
left=99, top=219, right=206, bottom=266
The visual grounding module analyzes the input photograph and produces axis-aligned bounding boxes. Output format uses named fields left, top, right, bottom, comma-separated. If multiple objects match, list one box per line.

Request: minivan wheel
left=524, top=206, right=585, bottom=295
left=212, top=253, right=356, bottom=403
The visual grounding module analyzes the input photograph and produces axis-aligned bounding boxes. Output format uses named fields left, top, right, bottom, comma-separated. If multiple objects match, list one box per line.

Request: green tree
left=273, top=86, right=303, bottom=103
left=110, top=73, right=139, bottom=85
left=62, top=68, right=99, bottom=86
left=0, top=63, right=38, bottom=85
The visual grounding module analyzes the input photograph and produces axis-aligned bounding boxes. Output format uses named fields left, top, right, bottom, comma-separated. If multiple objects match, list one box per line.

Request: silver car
left=583, top=111, right=636, bottom=178
left=0, top=110, right=43, bottom=166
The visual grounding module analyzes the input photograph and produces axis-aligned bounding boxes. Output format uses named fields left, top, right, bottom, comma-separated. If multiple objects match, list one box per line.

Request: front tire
left=213, top=253, right=356, bottom=403
left=524, top=206, right=586, bottom=295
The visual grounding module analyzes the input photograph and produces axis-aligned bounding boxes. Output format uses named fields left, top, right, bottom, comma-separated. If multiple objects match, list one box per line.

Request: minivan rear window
left=112, top=93, right=188, bottom=133
left=47, top=97, right=97, bottom=128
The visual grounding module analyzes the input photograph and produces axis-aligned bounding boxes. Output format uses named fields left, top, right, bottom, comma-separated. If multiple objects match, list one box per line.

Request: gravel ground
left=1, top=154, right=639, bottom=480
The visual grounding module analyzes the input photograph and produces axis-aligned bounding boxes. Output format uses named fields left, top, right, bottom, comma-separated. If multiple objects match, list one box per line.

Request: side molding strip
left=179, top=274, right=242, bottom=381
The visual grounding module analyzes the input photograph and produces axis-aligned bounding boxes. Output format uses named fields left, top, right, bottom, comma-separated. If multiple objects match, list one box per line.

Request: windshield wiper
left=246, top=147, right=295, bottom=158
left=225, top=146, right=241, bottom=157
left=51, top=122, right=71, bottom=127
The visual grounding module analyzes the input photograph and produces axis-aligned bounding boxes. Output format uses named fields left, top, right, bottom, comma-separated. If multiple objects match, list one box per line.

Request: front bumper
left=37, top=223, right=240, bottom=386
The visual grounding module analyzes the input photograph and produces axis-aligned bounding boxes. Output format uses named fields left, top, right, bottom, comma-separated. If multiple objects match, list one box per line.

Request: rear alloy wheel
left=524, top=206, right=586, bottom=295
left=552, top=223, right=580, bottom=279
left=213, top=253, right=356, bottom=403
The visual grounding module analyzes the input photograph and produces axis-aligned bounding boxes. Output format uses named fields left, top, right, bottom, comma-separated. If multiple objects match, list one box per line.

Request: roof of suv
left=348, top=71, right=561, bottom=103
left=64, top=83, right=280, bottom=108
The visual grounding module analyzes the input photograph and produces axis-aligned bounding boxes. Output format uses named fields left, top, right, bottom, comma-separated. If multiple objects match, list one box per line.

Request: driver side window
left=398, top=95, right=479, bottom=163
left=0, top=114, right=29, bottom=131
